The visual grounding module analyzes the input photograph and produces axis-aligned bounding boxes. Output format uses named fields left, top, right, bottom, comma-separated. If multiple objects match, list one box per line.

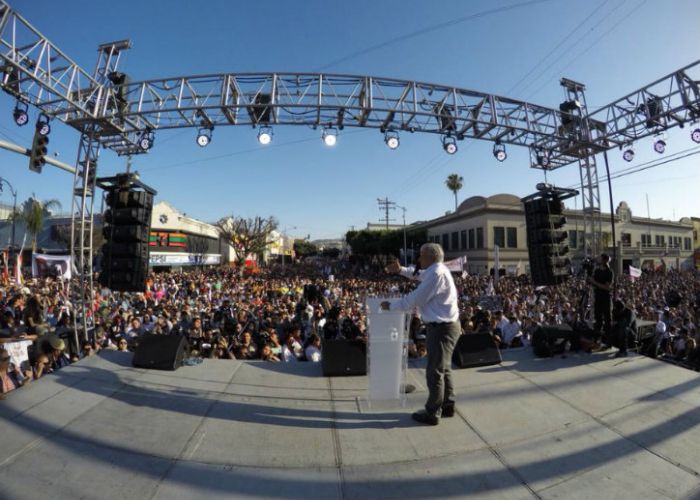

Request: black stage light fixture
left=35, top=113, right=51, bottom=136
left=257, top=125, right=273, bottom=145
left=653, top=137, right=666, bottom=154
left=384, top=130, right=399, bottom=150
left=322, top=127, right=337, bottom=147
left=13, top=102, right=28, bottom=127
left=622, top=147, right=635, bottom=162
left=196, top=127, right=212, bottom=147
left=493, top=142, right=507, bottom=162
left=442, top=135, right=457, bottom=155
left=138, top=129, right=154, bottom=151
left=691, top=128, right=700, bottom=144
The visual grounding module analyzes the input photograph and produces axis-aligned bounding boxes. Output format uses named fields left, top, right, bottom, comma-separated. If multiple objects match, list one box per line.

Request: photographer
left=587, top=253, right=614, bottom=346
left=611, top=299, right=636, bottom=358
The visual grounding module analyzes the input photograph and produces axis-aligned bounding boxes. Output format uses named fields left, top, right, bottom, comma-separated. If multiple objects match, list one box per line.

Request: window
left=641, top=234, right=651, bottom=247
left=468, top=229, right=475, bottom=249
left=684, top=237, right=692, bottom=250
left=460, top=230, right=467, bottom=250
left=476, top=227, right=484, bottom=249
left=506, top=227, right=518, bottom=248
left=621, top=233, right=631, bottom=247
left=569, top=231, right=578, bottom=249
left=451, top=232, right=459, bottom=250
left=493, top=227, right=505, bottom=248
left=442, top=233, right=449, bottom=250
left=655, top=235, right=665, bottom=246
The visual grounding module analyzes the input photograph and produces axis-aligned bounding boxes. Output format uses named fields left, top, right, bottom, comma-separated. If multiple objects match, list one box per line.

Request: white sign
left=32, top=253, right=72, bottom=279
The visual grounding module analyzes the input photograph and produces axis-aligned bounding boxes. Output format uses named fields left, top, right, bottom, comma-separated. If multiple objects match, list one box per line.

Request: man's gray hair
left=421, top=243, right=444, bottom=263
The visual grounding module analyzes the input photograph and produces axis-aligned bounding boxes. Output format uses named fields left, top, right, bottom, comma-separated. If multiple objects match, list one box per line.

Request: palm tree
left=12, top=195, right=62, bottom=251
left=445, top=174, right=464, bottom=212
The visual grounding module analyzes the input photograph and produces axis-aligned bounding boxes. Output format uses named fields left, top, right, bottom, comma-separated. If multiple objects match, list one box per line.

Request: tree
left=294, top=239, right=318, bottom=259
left=345, top=228, right=427, bottom=258
left=11, top=195, right=62, bottom=251
left=215, top=215, right=278, bottom=265
left=445, top=173, right=463, bottom=212
left=186, top=234, right=211, bottom=268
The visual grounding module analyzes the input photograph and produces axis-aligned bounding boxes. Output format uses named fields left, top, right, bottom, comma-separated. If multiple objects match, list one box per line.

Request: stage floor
left=1, top=348, right=699, bottom=499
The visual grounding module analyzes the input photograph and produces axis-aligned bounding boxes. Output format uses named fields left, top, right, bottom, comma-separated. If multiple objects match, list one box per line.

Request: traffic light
left=99, top=187, right=153, bottom=292
left=28, top=130, right=49, bottom=173
left=524, top=195, right=570, bottom=286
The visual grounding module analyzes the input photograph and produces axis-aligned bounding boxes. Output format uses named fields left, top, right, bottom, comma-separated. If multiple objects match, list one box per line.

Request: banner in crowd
left=629, top=265, right=642, bottom=281
left=445, top=256, right=467, bottom=272
left=32, top=253, right=72, bottom=279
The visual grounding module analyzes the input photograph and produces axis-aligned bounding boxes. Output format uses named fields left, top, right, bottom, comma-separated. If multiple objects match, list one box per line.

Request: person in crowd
left=35, top=336, right=70, bottom=377
left=0, top=347, right=31, bottom=397
left=261, top=343, right=281, bottom=362
left=304, top=333, right=322, bottom=362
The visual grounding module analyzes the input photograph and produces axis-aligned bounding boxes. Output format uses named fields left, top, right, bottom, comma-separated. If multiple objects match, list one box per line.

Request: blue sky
left=1, top=0, right=698, bottom=239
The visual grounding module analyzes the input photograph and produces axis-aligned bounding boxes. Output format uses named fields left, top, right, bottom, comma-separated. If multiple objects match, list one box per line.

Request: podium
left=365, top=298, right=409, bottom=408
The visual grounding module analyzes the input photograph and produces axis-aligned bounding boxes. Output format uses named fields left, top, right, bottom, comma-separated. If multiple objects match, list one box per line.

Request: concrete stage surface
left=1, top=349, right=700, bottom=500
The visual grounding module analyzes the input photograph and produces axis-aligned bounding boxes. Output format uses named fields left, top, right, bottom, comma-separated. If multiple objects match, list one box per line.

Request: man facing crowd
left=382, top=243, right=460, bottom=426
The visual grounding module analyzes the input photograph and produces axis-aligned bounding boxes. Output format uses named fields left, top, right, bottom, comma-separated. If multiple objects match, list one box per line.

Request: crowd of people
left=1, top=257, right=699, bottom=398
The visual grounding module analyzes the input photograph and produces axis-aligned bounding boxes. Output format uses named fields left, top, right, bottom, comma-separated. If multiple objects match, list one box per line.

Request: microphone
left=413, top=261, right=421, bottom=277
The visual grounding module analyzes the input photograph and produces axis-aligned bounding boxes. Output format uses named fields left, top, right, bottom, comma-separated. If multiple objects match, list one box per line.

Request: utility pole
left=397, top=205, right=408, bottom=266
left=377, top=197, right=396, bottom=229
left=0, top=177, right=17, bottom=251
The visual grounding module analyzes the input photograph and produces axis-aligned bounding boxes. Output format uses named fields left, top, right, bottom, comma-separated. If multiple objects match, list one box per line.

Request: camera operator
left=587, top=253, right=614, bottom=346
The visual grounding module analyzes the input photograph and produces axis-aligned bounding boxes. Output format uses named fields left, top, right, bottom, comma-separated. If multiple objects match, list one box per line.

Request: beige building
left=418, top=194, right=695, bottom=275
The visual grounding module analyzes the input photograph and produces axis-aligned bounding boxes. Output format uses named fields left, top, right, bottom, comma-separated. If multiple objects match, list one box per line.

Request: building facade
left=418, top=194, right=695, bottom=275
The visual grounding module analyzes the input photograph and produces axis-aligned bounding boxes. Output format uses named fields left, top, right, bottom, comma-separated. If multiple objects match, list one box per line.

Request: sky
left=1, top=0, right=699, bottom=240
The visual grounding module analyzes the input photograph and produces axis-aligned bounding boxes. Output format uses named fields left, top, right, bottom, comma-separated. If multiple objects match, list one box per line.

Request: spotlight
left=196, top=127, right=212, bottom=147
left=13, top=102, right=28, bottom=127
left=622, top=147, right=635, bottom=162
left=138, top=129, right=154, bottom=151
left=691, top=128, right=700, bottom=144
left=493, top=142, right=507, bottom=162
left=535, top=149, right=549, bottom=167
left=35, top=113, right=51, bottom=136
left=257, top=126, right=273, bottom=145
left=442, top=135, right=457, bottom=155
left=653, top=137, right=666, bottom=154
left=384, top=130, right=399, bottom=150
left=322, top=127, right=337, bottom=147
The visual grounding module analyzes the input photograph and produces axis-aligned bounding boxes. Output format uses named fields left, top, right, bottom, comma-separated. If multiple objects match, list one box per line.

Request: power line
left=316, top=0, right=556, bottom=71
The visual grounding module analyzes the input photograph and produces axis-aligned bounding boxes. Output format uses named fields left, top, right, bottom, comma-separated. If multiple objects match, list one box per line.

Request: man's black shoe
left=614, top=351, right=628, bottom=358
left=402, top=384, right=416, bottom=394
left=441, top=405, right=455, bottom=418
left=412, top=410, right=439, bottom=426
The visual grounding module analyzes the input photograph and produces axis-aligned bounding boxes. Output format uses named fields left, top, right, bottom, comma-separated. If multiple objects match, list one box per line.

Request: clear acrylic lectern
left=365, top=297, right=409, bottom=408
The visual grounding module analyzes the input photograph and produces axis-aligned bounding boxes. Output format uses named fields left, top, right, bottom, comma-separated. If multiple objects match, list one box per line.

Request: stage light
left=535, top=149, right=549, bottom=167
left=35, top=113, right=51, bottom=136
left=384, top=130, right=399, bottom=150
left=442, top=135, right=457, bottom=155
left=622, top=147, right=634, bottom=162
left=653, top=137, right=666, bottom=154
left=691, top=128, right=700, bottom=144
left=138, top=129, right=154, bottom=151
left=493, top=142, right=507, bottom=162
left=196, top=127, right=212, bottom=147
left=257, top=126, right=273, bottom=145
left=13, top=102, right=28, bottom=127
left=322, top=127, right=337, bottom=147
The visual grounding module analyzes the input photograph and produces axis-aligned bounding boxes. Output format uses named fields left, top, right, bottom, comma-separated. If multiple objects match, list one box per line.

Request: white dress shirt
left=395, top=263, right=459, bottom=323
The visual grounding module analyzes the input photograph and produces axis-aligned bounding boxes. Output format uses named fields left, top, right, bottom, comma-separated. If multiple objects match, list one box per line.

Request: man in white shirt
left=383, top=243, right=461, bottom=426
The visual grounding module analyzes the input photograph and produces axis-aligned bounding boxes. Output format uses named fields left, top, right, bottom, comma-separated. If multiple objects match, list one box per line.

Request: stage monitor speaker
left=532, top=324, right=573, bottom=358
left=132, top=334, right=189, bottom=370
left=322, top=339, right=367, bottom=376
left=452, top=333, right=502, bottom=369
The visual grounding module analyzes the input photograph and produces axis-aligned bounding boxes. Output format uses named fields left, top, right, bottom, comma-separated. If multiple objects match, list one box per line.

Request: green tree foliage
left=445, top=173, right=464, bottom=212
left=293, top=239, right=318, bottom=258
left=345, top=228, right=427, bottom=257
left=12, top=195, right=62, bottom=251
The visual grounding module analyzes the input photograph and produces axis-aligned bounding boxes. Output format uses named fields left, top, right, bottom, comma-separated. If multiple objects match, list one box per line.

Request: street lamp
left=0, top=177, right=18, bottom=251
